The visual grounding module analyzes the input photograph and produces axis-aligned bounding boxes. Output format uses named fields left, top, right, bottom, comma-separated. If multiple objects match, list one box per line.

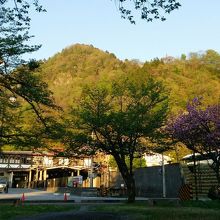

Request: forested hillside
left=141, top=50, right=220, bottom=113
left=40, top=44, right=139, bottom=108
left=40, top=44, right=220, bottom=114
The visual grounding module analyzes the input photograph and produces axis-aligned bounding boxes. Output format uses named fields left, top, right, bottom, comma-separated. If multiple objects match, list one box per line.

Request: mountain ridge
left=39, top=44, right=220, bottom=112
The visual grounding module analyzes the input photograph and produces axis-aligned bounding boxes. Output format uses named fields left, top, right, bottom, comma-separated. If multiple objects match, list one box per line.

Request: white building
left=144, top=153, right=172, bottom=167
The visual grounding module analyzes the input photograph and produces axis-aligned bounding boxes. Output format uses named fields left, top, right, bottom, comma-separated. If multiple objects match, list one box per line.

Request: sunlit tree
left=0, top=0, right=60, bottom=148
left=67, top=73, right=169, bottom=202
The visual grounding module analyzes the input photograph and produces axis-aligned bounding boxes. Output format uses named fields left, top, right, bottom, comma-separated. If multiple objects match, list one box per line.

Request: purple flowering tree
left=167, top=98, right=220, bottom=184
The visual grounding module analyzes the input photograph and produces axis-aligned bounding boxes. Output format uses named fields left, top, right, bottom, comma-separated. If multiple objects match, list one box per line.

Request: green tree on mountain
left=66, top=73, right=169, bottom=202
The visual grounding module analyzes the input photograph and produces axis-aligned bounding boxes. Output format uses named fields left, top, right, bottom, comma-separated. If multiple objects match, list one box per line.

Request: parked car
left=0, top=177, right=9, bottom=193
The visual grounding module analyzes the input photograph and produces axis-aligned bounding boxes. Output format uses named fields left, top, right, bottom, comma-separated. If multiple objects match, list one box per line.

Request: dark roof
left=0, top=151, right=54, bottom=156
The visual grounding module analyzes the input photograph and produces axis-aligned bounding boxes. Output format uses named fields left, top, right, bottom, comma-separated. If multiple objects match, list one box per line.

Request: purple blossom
left=166, top=98, right=220, bottom=182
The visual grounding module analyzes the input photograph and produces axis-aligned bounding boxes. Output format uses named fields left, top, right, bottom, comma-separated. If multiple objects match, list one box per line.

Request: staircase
left=181, top=163, right=218, bottom=199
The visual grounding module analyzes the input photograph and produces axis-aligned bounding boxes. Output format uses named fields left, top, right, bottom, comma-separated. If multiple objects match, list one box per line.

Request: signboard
left=67, top=175, right=83, bottom=187
left=88, top=173, right=95, bottom=178
left=84, top=158, right=92, bottom=167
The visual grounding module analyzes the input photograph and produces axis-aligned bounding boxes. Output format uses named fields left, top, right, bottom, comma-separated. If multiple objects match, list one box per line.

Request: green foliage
left=40, top=44, right=139, bottom=109
left=115, top=0, right=181, bottom=24
left=109, top=155, right=146, bottom=169
left=38, top=45, right=220, bottom=159
left=42, top=45, right=220, bottom=116
left=0, top=0, right=61, bottom=149
left=66, top=72, right=169, bottom=202
left=0, top=1, right=44, bottom=70
left=141, top=51, right=220, bottom=113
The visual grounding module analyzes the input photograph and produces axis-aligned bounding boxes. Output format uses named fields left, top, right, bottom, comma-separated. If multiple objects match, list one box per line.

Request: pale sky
left=27, top=0, right=220, bottom=62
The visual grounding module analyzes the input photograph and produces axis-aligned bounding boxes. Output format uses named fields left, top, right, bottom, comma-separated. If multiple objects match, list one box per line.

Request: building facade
left=0, top=151, right=101, bottom=188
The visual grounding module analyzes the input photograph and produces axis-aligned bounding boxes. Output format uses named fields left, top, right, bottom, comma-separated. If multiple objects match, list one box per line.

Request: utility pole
left=162, top=152, right=166, bottom=198
left=89, top=131, right=95, bottom=188
left=90, top=155, right=93, bottom=187
left=193, top=151, right=198, bottom=200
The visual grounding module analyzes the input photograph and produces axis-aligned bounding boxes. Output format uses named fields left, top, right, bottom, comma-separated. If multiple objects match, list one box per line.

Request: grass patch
left=0, top=201, right=219, bottom=220
left=180, top=200, right=220, bottom=209
left=0, top=204, right=78, bottom=220
left=90, top=201, right=220, bottom=220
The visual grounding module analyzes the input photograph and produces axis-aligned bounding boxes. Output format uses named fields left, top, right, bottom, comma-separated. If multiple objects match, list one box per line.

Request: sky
left=27, top=0, right=220, bottom=62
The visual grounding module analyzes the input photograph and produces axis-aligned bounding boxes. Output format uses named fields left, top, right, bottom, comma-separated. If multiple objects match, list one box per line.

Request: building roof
left=0, top=151, right=54, bottom=156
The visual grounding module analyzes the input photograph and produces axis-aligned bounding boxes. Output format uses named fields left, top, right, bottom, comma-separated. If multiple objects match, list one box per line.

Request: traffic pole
left=21, top=193, right=25, bottom=206
left=64, top=193, right=67, bottom=201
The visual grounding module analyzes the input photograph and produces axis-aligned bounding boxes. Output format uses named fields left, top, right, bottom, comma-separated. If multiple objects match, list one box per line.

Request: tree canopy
left=0, top=0, right=60, bottom=149
left=1, top=0, right=181, bottom=25
left=115, top=0, right=181, bottom=23
left=66, top=73, right=169, bottom=202
left=167, top=98, right=220, bottom=183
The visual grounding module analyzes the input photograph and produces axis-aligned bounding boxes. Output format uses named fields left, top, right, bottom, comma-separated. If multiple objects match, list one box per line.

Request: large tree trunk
left=125, top=174, right=136, bottom=203
left=113, top=154, right=136, bottom=203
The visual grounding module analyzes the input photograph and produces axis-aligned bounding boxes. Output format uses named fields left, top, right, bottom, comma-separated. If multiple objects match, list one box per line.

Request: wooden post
left=28, top=170, right=32, bottom=188
left=77, top=169, right=80, bottom=176
left=43, top=169, right=47, bottom=188
left=39, top=170, right=42, bottom=181
left=35, top=168, right=39, bottom=187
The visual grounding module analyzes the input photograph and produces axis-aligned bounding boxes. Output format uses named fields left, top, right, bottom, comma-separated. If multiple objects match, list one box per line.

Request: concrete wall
left=109, top=163, right=183, bottom=198
left=135, top=163, right=183, bottom=198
